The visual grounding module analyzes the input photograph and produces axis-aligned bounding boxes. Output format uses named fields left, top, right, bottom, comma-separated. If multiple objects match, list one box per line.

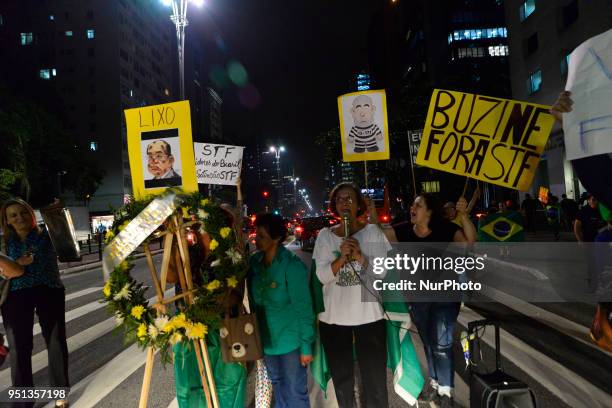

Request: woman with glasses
left=0, top=198, right=70, bottom=408
left=312, top=183, right=392, bottom=408
left=248, top=213, right=315, bottom=408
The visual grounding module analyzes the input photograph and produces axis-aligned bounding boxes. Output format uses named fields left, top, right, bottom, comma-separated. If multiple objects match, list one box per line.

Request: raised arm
left=0, top=254, right=24, bottom=279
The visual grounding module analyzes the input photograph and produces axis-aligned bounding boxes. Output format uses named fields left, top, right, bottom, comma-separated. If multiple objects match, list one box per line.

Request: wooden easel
left=138, top=214, right=220, bottom=408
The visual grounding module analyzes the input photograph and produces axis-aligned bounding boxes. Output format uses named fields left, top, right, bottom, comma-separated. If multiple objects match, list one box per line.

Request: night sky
left=194, top=0, right=373, bottom=205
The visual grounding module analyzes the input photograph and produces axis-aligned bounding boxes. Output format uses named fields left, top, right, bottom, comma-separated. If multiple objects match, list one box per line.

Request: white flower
left=197, top=209, right=210, bottom=219
left=113, top=283, right=131, bottom=301
left=154, top=315, right=169, bottom=331
left=114, top=312, right=124, bottom=326
left=226, top=249, right=242, bottom=265
left=210, top=259, right=221, bottom=267
left=148, top=324, right=159, bottom=339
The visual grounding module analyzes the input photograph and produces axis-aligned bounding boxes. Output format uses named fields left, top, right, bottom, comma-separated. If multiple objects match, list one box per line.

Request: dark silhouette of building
left=0, top=0, right=223, bottom=211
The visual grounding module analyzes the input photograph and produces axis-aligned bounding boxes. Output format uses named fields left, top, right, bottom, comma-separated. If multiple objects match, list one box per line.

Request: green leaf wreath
left=101, top=190, right=248, bottom=363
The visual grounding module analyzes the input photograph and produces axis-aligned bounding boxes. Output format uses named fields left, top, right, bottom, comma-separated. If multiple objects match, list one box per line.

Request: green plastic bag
left=174, top=331, right=247, bottom=408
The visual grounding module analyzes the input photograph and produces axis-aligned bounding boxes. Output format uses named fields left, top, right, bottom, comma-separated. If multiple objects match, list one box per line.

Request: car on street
left=298, top=215, right=338, bottom=251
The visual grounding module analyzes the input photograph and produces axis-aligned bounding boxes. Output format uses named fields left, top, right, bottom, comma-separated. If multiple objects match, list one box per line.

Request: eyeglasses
left=147, top=154, right=170, bottom=162
left=335, top=196, right=353, bottom=204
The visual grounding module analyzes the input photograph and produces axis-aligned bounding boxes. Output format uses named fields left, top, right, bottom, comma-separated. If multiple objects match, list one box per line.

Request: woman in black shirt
left=383, top=193, right=475, bottom=408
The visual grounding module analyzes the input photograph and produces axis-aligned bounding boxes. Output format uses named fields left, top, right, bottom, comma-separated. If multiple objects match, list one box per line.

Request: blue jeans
left=264, top=348, right=309, bottom=408
left=410, top=302, right=461, bottom=387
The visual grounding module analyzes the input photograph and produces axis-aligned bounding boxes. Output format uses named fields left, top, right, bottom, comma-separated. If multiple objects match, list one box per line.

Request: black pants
left=319, top=320, right=388, bottom=408
left=1, top=286, right=69, bottom=402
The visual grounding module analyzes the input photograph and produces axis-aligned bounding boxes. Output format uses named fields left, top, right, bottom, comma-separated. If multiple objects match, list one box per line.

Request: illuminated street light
left=160, top=0, right=204, bottom=100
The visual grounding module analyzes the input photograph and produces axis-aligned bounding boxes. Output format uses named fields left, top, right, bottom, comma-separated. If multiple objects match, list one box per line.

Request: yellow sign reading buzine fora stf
left=416, top=89, right=555, bottom=191
left=124, top=101, right=198, bottom=199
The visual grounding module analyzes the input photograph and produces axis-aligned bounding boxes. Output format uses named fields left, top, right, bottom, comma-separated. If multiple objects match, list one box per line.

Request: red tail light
left=382, top=215, right=389, bottom=222
left=185, top=230, right=197, bottom=246
left=296, top=226, right=303, bottom=232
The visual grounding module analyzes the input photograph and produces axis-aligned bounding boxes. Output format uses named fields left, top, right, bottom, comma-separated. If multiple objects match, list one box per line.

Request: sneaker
left=418, top=380, right=438, bottom=402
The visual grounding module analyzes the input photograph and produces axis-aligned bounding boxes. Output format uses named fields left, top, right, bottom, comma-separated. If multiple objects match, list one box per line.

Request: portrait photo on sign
left=140, top=129, right=183, bottom=189
left=338, top=90, right=389, bottom=162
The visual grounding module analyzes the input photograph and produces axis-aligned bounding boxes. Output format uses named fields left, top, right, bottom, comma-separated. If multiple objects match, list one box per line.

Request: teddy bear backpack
left=219, top=303, right=263, bottom=363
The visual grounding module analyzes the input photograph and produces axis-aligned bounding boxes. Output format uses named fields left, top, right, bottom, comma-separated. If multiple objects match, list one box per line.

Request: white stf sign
left=194, top=143, right=244, bottom=186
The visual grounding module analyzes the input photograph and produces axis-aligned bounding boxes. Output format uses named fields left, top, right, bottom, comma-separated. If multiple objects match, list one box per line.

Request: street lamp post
left=269, top=146, right=285, bottom=207
left=161, top=0, right=203, bottom=100
left=292, top=177, right=300, bottom=206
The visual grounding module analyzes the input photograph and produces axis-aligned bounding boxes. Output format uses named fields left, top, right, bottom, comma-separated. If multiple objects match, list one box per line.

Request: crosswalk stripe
left=41, top=343, right=151, bottom=408
left=0, top=286, right=103, bottom=325
left=66, top=286, right=103, bottom=302
left=0, top=289, right=173, bottom=392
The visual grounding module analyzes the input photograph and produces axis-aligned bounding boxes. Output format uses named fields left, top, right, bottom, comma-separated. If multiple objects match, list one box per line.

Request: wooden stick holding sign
left=173, top=215, right=220, bottom=408
left=137, top=215, right=219, bottom=408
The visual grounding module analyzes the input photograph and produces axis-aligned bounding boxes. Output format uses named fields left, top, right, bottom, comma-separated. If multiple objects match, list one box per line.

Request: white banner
left=194, top=143, right=244, bottom=185
left=102, top=193, right=178, bottom=280
left=564, top=28, right=612, bottom=161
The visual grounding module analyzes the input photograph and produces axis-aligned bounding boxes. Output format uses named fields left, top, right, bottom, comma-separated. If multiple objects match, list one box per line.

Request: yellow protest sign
left=125, top=101, right=198, bottom=199
left=338, top=90, right=390, bottom=162
left=416, top=89, right=555, bottom=191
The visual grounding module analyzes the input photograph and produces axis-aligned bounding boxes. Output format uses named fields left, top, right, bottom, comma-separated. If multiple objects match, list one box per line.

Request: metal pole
left=407, top=131, right=417, bottom=196
left=170, top=0, right=188, bottom=100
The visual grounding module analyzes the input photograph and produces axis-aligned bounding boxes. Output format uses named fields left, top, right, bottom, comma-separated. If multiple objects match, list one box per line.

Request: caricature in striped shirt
left=348, top=95, right=383, bottom=153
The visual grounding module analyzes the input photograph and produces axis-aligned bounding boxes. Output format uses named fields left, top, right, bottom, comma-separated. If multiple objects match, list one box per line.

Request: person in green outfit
left=248, top=213, right=315, bottom=408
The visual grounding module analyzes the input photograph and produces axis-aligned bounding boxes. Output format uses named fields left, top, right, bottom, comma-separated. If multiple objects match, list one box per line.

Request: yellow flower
left=118, top=220, right=130, bottom=232
left=200, top=199, right=210, bottom=207
left=220, top=227, right=232, bottom=239
left=137, top=323, right=147, bottom=339
left=186, top=322, right=208, bottom=340
left=103, top=281, right=112, bottom=297
left=104, top=230, right=115, bottom=243
left=181, top=207, right=190, bottom=219
left=170, top=313, right=187, bottom=329
left=206, top=280, right=221, bottom=292
left=227, top=276, right=238, bottom=288
left=117, top=260, right=130, bottom=272
left=209, top=239, right=219, bottom=251
left=131, top=305, right=145, bottom=320
left=169, top=332, right=184, bottom=345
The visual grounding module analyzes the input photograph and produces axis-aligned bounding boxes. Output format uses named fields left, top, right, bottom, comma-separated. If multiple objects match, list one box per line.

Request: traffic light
left=273, top=209, right=280, bottom=215
left=262, top=190, right=270, bottom=198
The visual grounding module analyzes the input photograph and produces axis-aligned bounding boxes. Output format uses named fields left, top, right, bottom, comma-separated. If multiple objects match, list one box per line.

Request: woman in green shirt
left=248, top=213, right=315, bottom=408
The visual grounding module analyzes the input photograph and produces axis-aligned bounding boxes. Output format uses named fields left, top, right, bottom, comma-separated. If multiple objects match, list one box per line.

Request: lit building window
left=457, top=47, right=486, bottom=58
left=527, top=69, right=542, bottom=94
left=65, top=30, right=73, bottom=37
left=164, top=88, right=170, bottom=96
left=448, top=27, right=507, bottom=43
left=87, top=29, right=95, bottom=39
left=21, top=32, right=33, bottom=45
left=49, top=14, right=55, bottom=21
left=356, top=73, right=371, bottom=91
left=488, top=45, right=509, bottom=56
left=39, top=69, right=51, bottom=79
left=421, top=181, right=440, bottom=193
left=52, top=68, right=57, bottom=76
left=89, top=141, right=98, bottom=151
left=519, top=0, right=536, bottom=22
left=560, top=53, right=571, bottom=75
left=0, top=14, right=4, bottom=26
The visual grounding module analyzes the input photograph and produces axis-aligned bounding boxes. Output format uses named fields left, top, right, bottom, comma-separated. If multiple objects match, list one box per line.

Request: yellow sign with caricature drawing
left=124, top=101, right=198, bottom=199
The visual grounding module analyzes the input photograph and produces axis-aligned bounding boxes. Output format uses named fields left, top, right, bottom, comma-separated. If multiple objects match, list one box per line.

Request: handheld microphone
left=342, top=211, right=352, bottom=261
left=342, top=211, right=350, bottom=238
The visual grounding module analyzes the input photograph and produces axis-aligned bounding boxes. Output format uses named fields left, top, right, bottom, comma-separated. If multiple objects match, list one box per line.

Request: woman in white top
left=313, top=183, right=391, bottom=408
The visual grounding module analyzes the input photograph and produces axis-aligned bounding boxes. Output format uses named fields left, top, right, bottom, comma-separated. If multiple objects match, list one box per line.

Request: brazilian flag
left=478, top=211, right=525, bottom=242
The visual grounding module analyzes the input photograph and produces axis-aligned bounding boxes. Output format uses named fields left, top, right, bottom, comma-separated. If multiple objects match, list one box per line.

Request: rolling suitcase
left=468, top=319, right=537, bottom=408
